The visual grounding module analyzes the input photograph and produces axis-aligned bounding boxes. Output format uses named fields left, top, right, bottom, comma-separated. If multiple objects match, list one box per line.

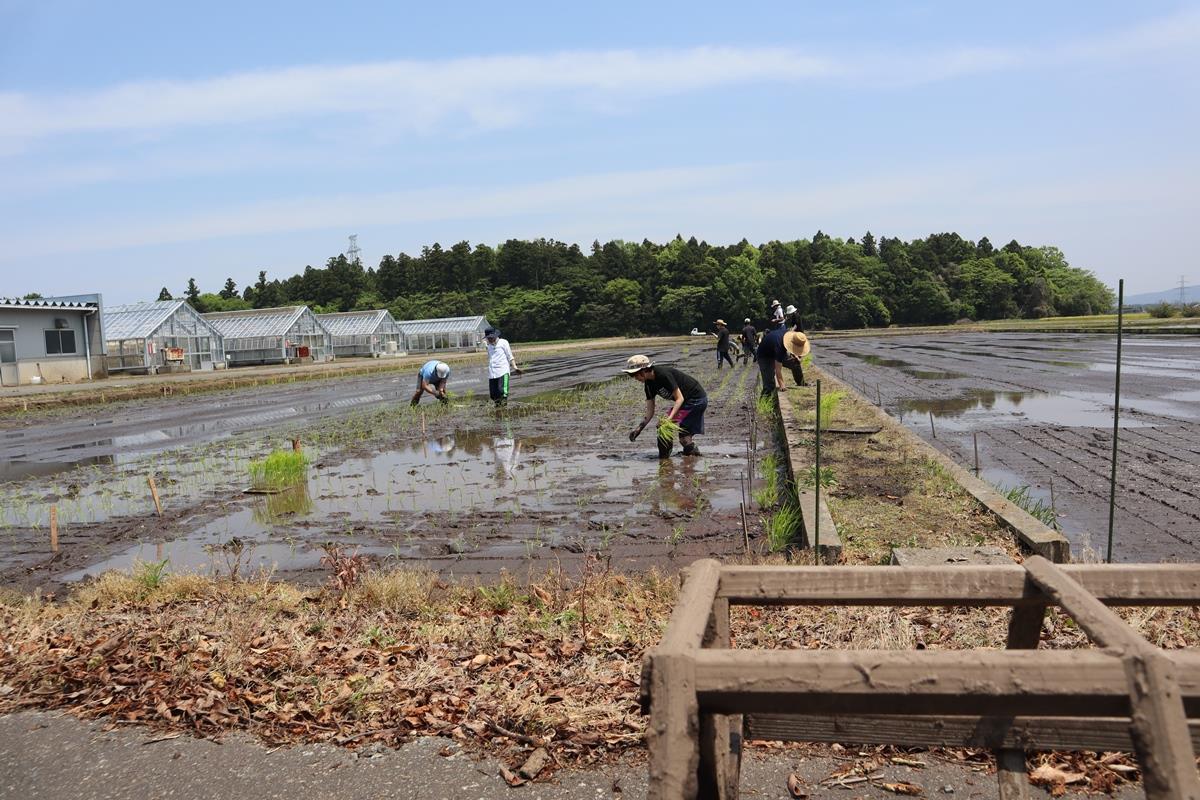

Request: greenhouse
left=202, top=306, right=332, bottom=366
left=103, top=299, right=224, bottom=373
left=317, top=310, right=406, bottom=358
left=395, top=315, right=492, bottom=352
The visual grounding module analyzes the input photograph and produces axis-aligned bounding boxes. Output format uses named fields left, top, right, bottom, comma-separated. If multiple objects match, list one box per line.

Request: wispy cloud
left=2, top=7, right=1197, bottom=154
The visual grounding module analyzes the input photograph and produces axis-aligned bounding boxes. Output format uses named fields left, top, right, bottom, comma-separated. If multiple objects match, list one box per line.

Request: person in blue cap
left=410, top=359, right=450, bottom=406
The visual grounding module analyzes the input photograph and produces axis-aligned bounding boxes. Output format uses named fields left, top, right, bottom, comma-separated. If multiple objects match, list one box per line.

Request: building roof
left=317, top=309, right=398, bottom=337
left=203, top=306, right=313, bottom=338
left=394, top=315, right=491, bottom=336
left=0, top=297, right=99, bottom=311
left=103, top=300, right=188, bottom=340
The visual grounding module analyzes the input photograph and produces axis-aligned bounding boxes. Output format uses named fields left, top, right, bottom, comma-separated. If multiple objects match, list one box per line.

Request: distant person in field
left=757, top=323, right=787, bottom=397
left=740, top=318, right=757, bottom=363
left=410, top=359, right=450, bottom=407
left=713, top=319, right=734, bottom=368
left=622, top=354, right=708, bottom=458
left=770, top=299, right=785, bottom=328
left=483, top=327, right=522, bottom=408
left=784, top=304, right=799, bottom=328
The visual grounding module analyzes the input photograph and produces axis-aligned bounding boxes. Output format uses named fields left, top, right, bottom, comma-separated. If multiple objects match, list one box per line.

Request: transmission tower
left=346, top=234, right=362, bottom=264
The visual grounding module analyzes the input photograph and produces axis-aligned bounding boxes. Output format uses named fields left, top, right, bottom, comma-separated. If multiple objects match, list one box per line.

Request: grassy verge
left=780, top=377, right=1021, bottom=564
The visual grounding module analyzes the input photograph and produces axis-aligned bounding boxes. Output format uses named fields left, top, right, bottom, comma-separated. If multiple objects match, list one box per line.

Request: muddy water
left=2, top=343, right=764, bottom=589
left=818, top=332, right=1200, bottom=562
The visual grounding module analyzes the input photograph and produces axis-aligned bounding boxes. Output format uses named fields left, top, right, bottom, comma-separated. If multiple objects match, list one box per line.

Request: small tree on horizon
left=157, top=287, right=173, bottom=301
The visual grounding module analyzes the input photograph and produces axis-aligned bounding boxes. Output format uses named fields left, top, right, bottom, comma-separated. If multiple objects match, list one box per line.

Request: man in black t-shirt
left=740, top=318, right=757, bottom=363
left=621, top=354, right=708, bottom=458
left=714, top=319, right=734, bottom=368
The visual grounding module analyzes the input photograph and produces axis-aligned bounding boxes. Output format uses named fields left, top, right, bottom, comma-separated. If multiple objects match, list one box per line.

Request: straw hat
left=783, top=331, right=810, bottom=359
left=714, top=319, right=727, bottom=327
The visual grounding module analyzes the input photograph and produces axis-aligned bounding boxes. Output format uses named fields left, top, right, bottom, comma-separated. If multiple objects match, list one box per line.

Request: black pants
left=489, top=374, right=510, bottom=405
left=783, top=355, right=805, bottom=386
left=758, top=357, right=777, bottom=397
left=717, top=350, right=734, bottom=368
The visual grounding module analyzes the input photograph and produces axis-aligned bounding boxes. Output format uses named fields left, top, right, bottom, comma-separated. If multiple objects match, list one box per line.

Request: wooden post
left=147, top=476, right=163, bottom=516
left=421, top=412, right=427, bottom=436
left=973, top=432, right=980, bottom=476
left=1107, top=278, right=1125, bottom=563
left=49, top=505, right=58, bottom=552
left=929, top=411, right=936, bottom=439
left=291, top=437, right=302, bottom=453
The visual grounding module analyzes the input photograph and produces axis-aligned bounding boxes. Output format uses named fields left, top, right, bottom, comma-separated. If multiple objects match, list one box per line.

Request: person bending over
left=622, top=354, right=708, bottom=458
left=410, top=359, right=450, bottom=407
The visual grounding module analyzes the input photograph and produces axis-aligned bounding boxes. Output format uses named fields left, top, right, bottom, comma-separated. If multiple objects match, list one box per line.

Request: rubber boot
left=681, top=438, right=700, bottom=456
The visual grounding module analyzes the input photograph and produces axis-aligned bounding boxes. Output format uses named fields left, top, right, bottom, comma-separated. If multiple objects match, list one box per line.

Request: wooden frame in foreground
left=640, top=558, right=1200, bottom=799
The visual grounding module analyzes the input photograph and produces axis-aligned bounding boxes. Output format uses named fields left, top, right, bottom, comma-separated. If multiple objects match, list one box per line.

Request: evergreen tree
left=184, top=279, right=201, bottom=308
left=157, top=287, right=173, bottom=301
left=219, top=278, right=238, bottom=300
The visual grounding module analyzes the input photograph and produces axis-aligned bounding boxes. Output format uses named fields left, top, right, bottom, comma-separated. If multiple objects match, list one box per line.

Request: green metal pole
left=1106, top=279, right=1124, bottom=564
left=814, top=379, right=821, bottom=561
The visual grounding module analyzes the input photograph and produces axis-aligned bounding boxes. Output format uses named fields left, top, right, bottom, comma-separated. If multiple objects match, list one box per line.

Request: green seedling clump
left=765, top=504, right=801, bottom=552
left=817, top=390, right=847, bottom=429
left=1002, top=484, right=1059, bottom=529
left=249, top=450, right=310, bottom=490
left=656, top=417, right=683, bottom=445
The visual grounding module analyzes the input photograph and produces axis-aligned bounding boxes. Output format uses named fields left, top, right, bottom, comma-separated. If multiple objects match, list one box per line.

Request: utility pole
left=1181, top=275, right=1187, bottom=306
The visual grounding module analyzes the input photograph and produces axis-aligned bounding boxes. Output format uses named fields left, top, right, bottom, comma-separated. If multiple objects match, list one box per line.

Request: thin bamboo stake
left=814, top=379, right=821, bottom=559
left=929, top=411, right=936, bottom=439
left=740, top=501, right=750, bottom=554
left=147, top=476, right=163, bottom=516
left=1106, top=279, right=1125, bottom=563
left=291, top=437, right=302, bottom=453
left=50, top=505, right=58, bottom=552
left=973, top=432, right=980, bottom=476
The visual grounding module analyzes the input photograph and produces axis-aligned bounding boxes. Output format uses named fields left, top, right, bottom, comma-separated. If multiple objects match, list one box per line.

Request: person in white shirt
left=483, top=328, right=522, bottom=407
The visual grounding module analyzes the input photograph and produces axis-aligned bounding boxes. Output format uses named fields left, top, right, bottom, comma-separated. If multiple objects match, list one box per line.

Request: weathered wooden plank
left=659, top=559, right=722, bottom=653
left=693, top=649, right=1200, bottom=718
left=997, top=748, right=1031, bottom=800
left=744, top=713, right=1200, bottom=751
left=698, top=598, right=738, bottom=800
left=1022, top=557, right=1200, bottom=797
left=715, top=564, right=1200, bottom=606
left=646, top=653, right=701, bottom=800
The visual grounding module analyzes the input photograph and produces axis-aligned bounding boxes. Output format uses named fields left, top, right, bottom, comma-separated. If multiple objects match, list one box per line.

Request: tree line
left=159, top=231, right=1115, bottom=341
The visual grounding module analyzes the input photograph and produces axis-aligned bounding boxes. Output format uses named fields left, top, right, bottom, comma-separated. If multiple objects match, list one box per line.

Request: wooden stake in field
left=973, top=432, right=980, bottom=475
left=49, top=505, right=58, bottom=552
left=147, top=476, right=163, bottom=516
left=291, top=437, right=302, bottom=453
left=928, top=411, right=937, bottom=439
left=814, top=380, right=822, bottom=558
left=421, top=412, right=427, bottom=436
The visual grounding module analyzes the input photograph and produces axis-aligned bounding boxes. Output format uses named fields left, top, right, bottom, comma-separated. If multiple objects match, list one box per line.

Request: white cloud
left=2, top=7, right=1197, bottom=153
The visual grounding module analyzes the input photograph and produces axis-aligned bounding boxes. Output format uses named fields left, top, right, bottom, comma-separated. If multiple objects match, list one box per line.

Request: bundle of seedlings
left=247, top=449, right=309, bottom=492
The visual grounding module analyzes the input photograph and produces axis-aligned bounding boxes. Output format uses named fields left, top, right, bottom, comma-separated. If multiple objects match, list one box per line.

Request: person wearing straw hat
left=782, top=327, right=810, bottom=387
left=713, top=319, right=734, bottom=369
left=621, top=355, right=707, bottom=458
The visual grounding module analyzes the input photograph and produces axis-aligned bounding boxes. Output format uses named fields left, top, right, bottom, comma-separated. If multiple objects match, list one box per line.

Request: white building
left=0, top=295, right=106, bottom=386
left=317, top=310, right=406, bottom=358
left=203, top=306, right=332, bottom=366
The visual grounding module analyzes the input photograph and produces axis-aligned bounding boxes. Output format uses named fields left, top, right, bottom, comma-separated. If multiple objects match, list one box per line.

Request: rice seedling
left=755, top=394, right=776, bottom=420
left=656, top=417, right=683, bottom=445
left=801, top=353, right=812, bottom=370
left=765, top=504, right=801, bottom=552
left=817, top=390, right=847, bottom=429
left=133, top=558, right=170, bottom=594
left=248, top=450, right=310, bottom=490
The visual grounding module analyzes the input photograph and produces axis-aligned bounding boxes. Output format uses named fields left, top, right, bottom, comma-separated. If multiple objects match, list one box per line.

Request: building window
left=0, top=330, right=15, bottom=364
left=45, top=329, right=77, bottom=355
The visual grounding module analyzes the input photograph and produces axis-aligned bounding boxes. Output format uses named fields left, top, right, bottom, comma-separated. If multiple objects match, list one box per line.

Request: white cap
left=435, top=362, right=450, bottom=378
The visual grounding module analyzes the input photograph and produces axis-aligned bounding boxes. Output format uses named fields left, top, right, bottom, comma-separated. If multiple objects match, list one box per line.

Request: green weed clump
left=753, top=453, right=780, bottom=508
left=248, top=450, right=310, bottom=490
left=817, top=390, right=847, bottom=429
left=804, top=465, right=837, bottom=489
left=1003, top=484, right=1059, bottom=529
left=1147, top=302, right=1177, bottom=318
left=755, top=394, right=776, bottom=420
left=133, top=558, right=170, bottom=594
left=765, top=504, right=801, bottom=552
left=801, top=353, right=812, bottom=370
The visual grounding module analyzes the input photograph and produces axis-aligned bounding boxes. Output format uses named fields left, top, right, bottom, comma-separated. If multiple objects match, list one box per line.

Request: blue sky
left=2, top=1, right=1197, bottom=304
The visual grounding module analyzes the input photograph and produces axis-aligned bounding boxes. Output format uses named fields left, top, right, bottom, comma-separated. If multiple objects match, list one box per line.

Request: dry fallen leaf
left=879, top=781, right=924, bottom=795
left=786, top=772, right=809, bottom=798
left=499, top=765, right=527, bottom=787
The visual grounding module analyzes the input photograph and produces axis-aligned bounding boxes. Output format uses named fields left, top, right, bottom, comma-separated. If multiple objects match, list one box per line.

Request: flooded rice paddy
left=818, top=332, right=1200, bottom=562
left=0, top=345, right=765, bottom=590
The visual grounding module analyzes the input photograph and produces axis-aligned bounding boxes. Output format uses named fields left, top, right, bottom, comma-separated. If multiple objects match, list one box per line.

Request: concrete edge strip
left=774, top=387, right=843, bottom=563
left=805, top=367, right=1071, bottom=563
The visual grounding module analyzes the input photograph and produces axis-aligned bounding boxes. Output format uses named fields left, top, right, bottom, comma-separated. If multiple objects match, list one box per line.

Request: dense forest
left=166, top=232, right=1115, bottom=342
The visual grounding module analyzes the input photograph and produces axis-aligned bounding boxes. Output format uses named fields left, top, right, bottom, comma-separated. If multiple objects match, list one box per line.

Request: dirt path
left=814, top=332, right=1200, bottom=562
